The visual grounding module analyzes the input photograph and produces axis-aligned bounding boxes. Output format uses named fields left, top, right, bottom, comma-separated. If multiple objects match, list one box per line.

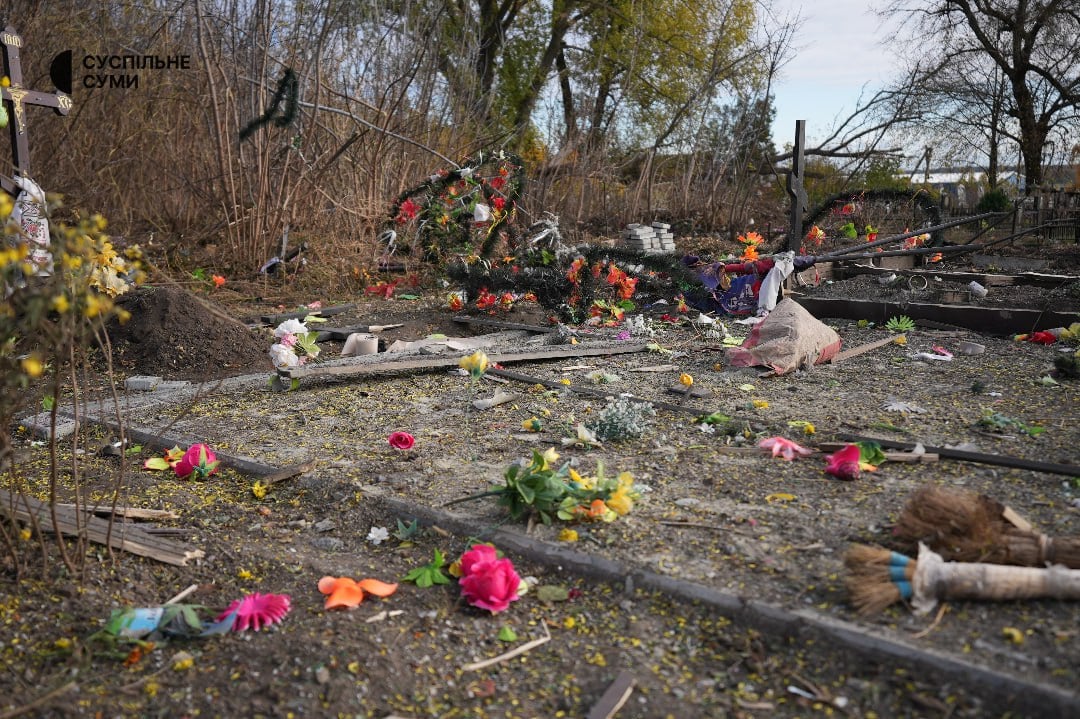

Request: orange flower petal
left=357, top=578, right=399, bottom=597
left=325, top=582, right=365, bottom=610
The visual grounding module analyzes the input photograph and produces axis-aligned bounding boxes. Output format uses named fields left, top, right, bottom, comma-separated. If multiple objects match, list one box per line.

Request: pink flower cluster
left=458, top=544, right=521, bottom=614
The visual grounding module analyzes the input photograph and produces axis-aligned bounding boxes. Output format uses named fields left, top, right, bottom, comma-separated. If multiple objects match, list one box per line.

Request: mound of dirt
left=106, top=285, right=272, bottom=381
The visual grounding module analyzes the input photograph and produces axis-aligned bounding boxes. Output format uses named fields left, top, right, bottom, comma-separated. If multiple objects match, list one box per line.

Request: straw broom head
left=896, top=485, right=1080, bottom=568
left=844, top=544, right=916, bottom=615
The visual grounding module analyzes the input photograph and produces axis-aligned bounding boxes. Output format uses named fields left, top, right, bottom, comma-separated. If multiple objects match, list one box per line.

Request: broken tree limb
left=461, top=622, right=551, bottom=672
left=586, top=670, right=636, bottom=719
left=837, top=435, right=1078, bottom=476
left=0, top=490, right=203, bottom=566
left=53, top=504, right=180, bottom=521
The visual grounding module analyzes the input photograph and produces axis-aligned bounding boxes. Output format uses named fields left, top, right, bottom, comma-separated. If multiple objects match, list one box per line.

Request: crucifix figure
left=785, top=119, right=808, bottom=252
left=0, top=26, right=71, bottom=195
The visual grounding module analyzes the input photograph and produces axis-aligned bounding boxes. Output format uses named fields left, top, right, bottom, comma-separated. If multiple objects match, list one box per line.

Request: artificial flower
left=741, top=244, right=759, bottom=261
left=539, top=447, right=560, bottom=470
left=459, top=350, right=490, bottom=379
left=173, top=443, right=220, bottom=479
left=757, top=436, right=813, bottom=461
left=318, top=576, right=398, bottom=610
left=679, top=373, right=694, bottom=387
left=473, top=203, right=492, bottom=222
left=274, top=318, right=307, bottom=337
left=216, top=592, right=291, bottom=632
left=824, top=443, right=861, bottom=480
left=269, top=343, right=299, bottom=369
left=521, top=417, right=542, bottom=432
left=396, top=197, right=421, bottom=223
left=144, top=446, right=184, bottom=471
left=211, top=274, right=226, bottom=288
left=388, top=431, right=415, bottom=450
left=805, top=225, right=826, bottom=244
left=459, top=555, right=521, bottom=614
left=752, top=399, right=769, bottom=409
left=448, top=294, right=464, bottom=311
left=558, top=528, right=579, bottom=542
left=606, top=472, right=637, bottom=516
left=367, top=526, right=390, bottom=545
left=459, top=544, right=498, bottom=577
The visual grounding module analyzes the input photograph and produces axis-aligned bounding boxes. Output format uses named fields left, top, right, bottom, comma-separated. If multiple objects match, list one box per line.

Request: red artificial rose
left=388, top=431, right=415, bottom=450
left=174, top=443, right=220, bottom=480
left=824, top=444, right=861, bottom=480
left=459, top=544, right=498, bottom=577
left=459, top=556, right=521, bottom=613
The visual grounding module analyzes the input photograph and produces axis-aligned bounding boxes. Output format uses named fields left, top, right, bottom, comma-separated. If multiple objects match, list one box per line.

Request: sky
left=767, top=0, right=904, bottom=154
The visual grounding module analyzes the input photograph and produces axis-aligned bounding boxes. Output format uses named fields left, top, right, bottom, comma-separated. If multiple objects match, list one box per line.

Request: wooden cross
left=785, top=120, right=808, bottom=252
left=0, top=26, right=71, bottom=195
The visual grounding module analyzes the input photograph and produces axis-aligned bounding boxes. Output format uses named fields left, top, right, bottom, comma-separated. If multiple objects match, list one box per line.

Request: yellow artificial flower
left=606, top=488, right=634, bottom=516
left=558, top=528, right=579, bottom=542
left=521, top=417, right=542, bottom=432
left=458, top=350, right=489, bottom=379
left=893, top=334, right=908, bottom=346
left=539, top=447, right=559, bottom=470
left=752, top=399, right=769, bottom=409
left=251, top=481, right=267, bottom=500
left=20, top=356, right=43, bottom=378
left=50, top=294, right=70, bottom=313
left=679, top=373, right=694, bottom=387
left=568, top=468, right=595, bottom=490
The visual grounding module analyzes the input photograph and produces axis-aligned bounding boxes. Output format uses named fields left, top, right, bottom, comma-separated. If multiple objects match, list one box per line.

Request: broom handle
left=913, top=544, right=1080, bottom=614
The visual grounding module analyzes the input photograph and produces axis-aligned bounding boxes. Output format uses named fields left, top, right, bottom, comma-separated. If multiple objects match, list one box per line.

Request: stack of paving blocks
left=622, top=222, right=676, bottom=254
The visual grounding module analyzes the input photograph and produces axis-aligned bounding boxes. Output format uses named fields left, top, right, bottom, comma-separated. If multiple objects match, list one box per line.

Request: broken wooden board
left=829, top=335, right=899, bottom=363
left=452, top=314, right=558, bottom=333
left=54, top=503, right=180, bottom=521
left=259, top=303, right=355, bottom=325
left=795, top=297, right=1078, bottom=335
left=0, top=489, right=203, bottom=566
left=280, top=342, right=649, bottom=381
left=586, top=670, right=636, bottom=719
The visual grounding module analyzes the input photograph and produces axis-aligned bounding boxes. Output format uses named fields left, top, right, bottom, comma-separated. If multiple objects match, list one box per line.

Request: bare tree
left=884, top=0, right=1080, bottom=191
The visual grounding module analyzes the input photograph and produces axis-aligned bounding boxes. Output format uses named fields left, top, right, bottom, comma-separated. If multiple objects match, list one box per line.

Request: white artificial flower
left=269, top=343, right=299, bottom=368
left=366, top=526, right=390, bottom=545
left=274, top=318, right=308, bottom=337
left=473, top=203, right=491, bottom=222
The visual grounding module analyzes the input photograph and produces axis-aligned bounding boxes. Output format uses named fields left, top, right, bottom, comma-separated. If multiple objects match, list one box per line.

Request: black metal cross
left=785, top=120, right=808, bottom=252
left=0, top=26, right=71, bottom=195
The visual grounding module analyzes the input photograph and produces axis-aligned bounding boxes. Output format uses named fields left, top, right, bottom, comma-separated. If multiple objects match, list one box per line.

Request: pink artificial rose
left=459, top=557, right=521, bottom=613
left=458, top=544, right=498, bottom=577
left=388, top=431, right=415, bottom=450
left=757, top=436, right=813, bottom=461
left=173, top=443, right=220, bottom=480
left=824, top=444, right=861, bottom=481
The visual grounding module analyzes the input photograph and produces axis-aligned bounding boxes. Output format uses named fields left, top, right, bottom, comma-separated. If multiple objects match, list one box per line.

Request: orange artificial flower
left=741, top=244, right=759, bottom=261
left=318, top=576, right=398, bottom=610
left=212, top=274, right=226, bottom=288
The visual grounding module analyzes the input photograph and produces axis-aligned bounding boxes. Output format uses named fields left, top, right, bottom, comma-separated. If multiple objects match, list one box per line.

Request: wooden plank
left=281, top=342, right=650, bottom=380
left=837, top=434, right=1079, bottom=477
left=829, top=335, right=899, bottom=363
left=586, top=670, right=636, bottom=719
left=259, top=303, right=355, bottom=325
left=452, top=314, right=558, bottom=333
left=54, top=503, right=180, bottom=521
left=795, top=297, right=1079, bottom=335
left=0, top=490, right=203, bottom=566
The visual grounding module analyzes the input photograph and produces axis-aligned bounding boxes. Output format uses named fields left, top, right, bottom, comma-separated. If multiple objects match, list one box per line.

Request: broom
left=894, top=485, right=1080, bottom=568
left=845, top=542, right=1080, bottom=616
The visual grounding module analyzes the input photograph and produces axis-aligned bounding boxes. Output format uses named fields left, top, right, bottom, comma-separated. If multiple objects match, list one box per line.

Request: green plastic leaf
left=397, top=293, right=420, bottom=300
left=536, top=585, right=570, bottom=603
left=497, top=626, right=518, bottom=642
left=855, top=441, right=887, bottom=466
left=143, top=457, right=171, bottom=471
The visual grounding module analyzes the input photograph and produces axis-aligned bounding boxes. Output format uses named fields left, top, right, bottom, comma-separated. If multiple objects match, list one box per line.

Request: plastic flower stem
left=442, top=488, right=506, bottom=508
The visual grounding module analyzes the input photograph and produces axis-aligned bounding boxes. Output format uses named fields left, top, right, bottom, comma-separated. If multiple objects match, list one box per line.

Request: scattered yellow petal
left=752, top=399, right=769, bottom=409
left=559, top=378, right=572, bottom=385
left=679, top=373, right=694, bottom=387
left=558, top=528, right=579, bottom=542
left=1002, top=627, right=1024, bottom=645
left=765, top=493, right=796, bottom=504
left=894, top=334, right=908, bottom=346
